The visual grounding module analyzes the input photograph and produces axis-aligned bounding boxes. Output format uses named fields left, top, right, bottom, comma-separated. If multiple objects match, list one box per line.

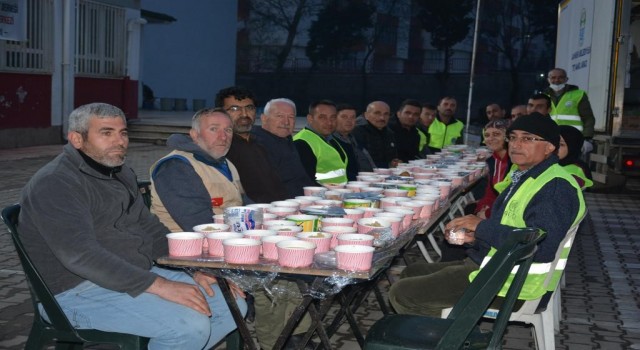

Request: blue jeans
left=42, top=267, right=247, bottom=350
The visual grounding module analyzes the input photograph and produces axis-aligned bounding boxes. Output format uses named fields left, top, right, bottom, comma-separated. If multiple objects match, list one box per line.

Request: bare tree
left=480, top=0, right=557, bottom=104
left=306, top=0, right=373, bottom=70
left=245, top=0, right=317, bottom=73
left=356, top=0, right=399, bottom=106
left=416, top=0, right=474, bottom=78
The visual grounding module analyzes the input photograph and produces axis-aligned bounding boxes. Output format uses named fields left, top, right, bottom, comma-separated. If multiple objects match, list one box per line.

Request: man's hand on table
left=146, top=277, right=212, bottom=316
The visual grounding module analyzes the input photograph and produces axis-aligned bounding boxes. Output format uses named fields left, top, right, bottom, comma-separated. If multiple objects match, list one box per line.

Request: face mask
left=550, top=83, right=565, bottom=91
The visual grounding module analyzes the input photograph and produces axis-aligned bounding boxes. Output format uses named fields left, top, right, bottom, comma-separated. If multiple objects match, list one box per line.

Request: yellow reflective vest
left=293, top=128, right=348, bottom=184
left=563, top=164, right=593, bottom=189
left=427, top=118, right=464, bottom=150
left=417, top=128, right=427, bottom=154
left=549, top=89, right=586, bottom=132
left=470, top=164, right=586, bottom=300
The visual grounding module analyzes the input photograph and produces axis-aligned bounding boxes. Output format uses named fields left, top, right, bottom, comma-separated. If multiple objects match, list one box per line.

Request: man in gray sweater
left=19, top=103, right=246, bottom=349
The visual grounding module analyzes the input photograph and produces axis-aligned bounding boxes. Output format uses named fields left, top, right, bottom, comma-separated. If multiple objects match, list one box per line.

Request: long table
left=156, top=181, right=479, bottom=349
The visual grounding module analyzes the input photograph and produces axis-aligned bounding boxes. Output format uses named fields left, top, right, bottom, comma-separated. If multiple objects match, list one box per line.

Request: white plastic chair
left=441, top=215, right=585, bottom=350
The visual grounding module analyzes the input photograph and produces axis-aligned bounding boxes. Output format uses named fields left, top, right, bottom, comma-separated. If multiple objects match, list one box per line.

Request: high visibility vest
left=549, top=89, right=585, bottom=132
left=563, top=164, right=593, bottom=189
left=427, top=118, right=464, bottom=150
left=417, top=128, right=427, bottom=153
left=493, top=164, right=518, bottom=193
left=293, top=129, right=348, bottom=184
left=470, top=164, right=586, bottom=300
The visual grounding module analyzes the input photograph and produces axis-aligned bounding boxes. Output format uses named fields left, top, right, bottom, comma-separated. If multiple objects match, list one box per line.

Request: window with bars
left=75, top=1, right=125, bottom=77
left=0, top=0, right=53, bottom=73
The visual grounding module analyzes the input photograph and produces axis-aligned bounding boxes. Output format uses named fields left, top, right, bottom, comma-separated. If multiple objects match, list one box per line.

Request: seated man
left=388, top=99, right=423, bottom=162
left=526, top=93, right=552, bottom=116
left=150, top=108, right=248, bottom=232
left=352, top=100, right=400, bottom=168
left=19, top=103, right=246, bottom=349
left=216, top=86, right=289, bottom=202
left=252, top=98, right=316, bottom=198
left=151, top=107, right=312, bottom=349
left=294, top=100, right=348, bottom=185
left=427, top=96, right=465, bottom=152
left=332, top=103, right=375, bottom=179
left=389, top=113, right=586, bottom=317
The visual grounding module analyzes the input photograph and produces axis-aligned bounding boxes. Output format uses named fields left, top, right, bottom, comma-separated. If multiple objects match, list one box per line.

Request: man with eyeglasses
left=216, top=86, right=289, bottom=203
left=389, top=113, right=586, bottom=317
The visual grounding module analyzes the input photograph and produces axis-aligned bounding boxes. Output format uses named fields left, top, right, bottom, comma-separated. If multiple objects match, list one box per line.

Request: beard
left=85, top=146, right=127, bottom=167
left=234, top=117, right=254, bottom=133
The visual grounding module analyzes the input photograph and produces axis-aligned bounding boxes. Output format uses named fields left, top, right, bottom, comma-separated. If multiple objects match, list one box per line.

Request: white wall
left=140, top=0, right=238, bottom=109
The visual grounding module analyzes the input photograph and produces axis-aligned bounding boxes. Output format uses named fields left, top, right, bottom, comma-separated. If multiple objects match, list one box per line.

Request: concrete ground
left=1, top=142, right=639, bottom=349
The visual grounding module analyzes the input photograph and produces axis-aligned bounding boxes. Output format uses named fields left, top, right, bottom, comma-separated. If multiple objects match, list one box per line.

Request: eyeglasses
left=226, top=105, right=256, bottom=114
left=506, top=135, right=547, bottom=144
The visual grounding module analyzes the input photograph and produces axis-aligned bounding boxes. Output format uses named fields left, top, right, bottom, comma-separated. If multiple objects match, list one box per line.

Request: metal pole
left=465, top=0, right=482, bottom=144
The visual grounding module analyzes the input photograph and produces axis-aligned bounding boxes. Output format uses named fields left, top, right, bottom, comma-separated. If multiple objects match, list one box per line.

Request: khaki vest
left=150, top=150, right=243, bottom=232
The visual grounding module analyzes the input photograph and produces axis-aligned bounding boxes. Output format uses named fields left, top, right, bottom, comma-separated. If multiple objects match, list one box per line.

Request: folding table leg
left=272, top=293, right=314, bottom=350
left=217, top=278, right=257, bottom=350
left=373, top=281, right=392, bottom=315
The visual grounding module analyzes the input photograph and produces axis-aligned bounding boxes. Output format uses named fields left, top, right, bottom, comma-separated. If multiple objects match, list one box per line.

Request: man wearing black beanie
left=390, top=113, right=587, bottom=323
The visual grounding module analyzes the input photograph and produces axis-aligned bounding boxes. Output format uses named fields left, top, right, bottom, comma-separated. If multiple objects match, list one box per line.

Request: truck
left=555, top=0, right=640, bottom=182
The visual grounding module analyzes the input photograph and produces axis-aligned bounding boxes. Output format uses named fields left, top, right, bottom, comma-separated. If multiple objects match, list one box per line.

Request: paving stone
left=595, top=340, right=630, bottom=350
left=559, top=342, right=594, bottom=350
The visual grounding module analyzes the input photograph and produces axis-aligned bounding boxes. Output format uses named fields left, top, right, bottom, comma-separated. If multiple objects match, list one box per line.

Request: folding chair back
left=365, top=227, right=546, bottom=350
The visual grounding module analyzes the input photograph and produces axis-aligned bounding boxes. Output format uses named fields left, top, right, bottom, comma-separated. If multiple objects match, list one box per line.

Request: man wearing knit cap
left=389, top=113, right=587, bottom=317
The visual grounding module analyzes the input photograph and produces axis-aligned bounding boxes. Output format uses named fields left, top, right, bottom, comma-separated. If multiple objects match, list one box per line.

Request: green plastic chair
left=2, top=204, right=149, bottom=349
left=364, top=227, right=546, bottom=350
left=3, top=203, right=245, bottom=350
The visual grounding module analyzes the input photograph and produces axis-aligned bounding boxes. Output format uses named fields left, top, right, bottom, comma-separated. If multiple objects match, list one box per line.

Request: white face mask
left=550, top=83, right=565, bottom=92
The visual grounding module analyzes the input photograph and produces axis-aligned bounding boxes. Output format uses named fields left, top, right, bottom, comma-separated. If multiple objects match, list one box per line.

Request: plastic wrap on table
left=185, top=254, right=364, bottom=299
left=165, top=218, right=430, bottom=299
left=300, top=206, right=345, bottom=217
left=368, top=226, right=394, bottom=247
left=342, top=192, right=383, bottom=201
left=369, top=220, right=429, bottom=270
